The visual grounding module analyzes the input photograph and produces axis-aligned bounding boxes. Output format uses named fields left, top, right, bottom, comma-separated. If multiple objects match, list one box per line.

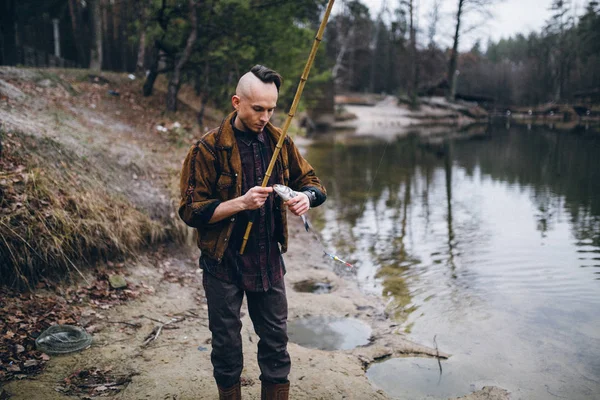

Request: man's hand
left=286, top=192, right=310, bottom=216
left=241, top=186, right=273, bottom=210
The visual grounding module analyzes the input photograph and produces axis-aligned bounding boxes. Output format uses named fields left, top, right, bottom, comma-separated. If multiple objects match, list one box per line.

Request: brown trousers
left=203, top=272, right=291, bottom=388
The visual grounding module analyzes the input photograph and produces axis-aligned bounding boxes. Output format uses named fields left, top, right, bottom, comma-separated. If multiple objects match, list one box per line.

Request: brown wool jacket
left=179, top=112, right=326, bottom=262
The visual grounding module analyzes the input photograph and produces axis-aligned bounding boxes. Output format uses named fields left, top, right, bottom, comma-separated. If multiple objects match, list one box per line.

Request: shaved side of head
left=236, top=64, right=282, bottom=98
left=235, top=72, right=264, bottom=99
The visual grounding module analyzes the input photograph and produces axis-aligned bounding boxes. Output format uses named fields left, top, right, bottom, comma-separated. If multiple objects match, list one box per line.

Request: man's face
left=232, top=82, right=278, bottom=133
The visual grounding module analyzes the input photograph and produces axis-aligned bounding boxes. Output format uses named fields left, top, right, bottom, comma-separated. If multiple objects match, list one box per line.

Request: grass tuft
left=0, top=128, right=172, bottom=290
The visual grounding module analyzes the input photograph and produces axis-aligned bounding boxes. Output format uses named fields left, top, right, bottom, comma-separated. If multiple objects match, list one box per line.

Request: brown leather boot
left=218, top=382, right=241, bottom=400
left=261, top=381, right=289, bottom=400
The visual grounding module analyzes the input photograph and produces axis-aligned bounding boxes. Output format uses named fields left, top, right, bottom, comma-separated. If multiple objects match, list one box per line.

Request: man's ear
left=232, top=95, right=240, bottom=110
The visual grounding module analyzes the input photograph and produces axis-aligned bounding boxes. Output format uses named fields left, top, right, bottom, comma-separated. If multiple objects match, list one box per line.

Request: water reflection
left=287, top=316, right=371, bottom=351
left=307, top=125, right=600, bottom=399
left=366, top=357, right=476, bottom=399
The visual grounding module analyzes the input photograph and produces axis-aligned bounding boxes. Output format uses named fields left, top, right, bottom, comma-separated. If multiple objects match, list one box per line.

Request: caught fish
left=272, top=184, right=310, bottom=232
left=272, top=184, right=354, bottom=268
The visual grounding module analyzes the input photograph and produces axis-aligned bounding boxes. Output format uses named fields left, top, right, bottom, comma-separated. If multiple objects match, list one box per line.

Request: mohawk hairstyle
left=250, top=65, right=283, bottom=92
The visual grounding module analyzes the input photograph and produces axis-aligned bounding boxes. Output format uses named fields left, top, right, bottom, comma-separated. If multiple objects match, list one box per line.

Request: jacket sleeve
left=285, top=136, right=327, bottom=208
left=178, top=141, right=221, bottom=228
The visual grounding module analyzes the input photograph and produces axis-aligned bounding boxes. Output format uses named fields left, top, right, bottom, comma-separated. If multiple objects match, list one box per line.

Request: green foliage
left=140, top=0, right=330, bottom=112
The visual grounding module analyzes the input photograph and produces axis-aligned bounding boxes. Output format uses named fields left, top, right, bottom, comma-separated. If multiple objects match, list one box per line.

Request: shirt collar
left=231, top=116, right=265, bottom=146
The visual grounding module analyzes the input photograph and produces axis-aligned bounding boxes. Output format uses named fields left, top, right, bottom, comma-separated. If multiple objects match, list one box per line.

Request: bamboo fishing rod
left=239, top=0, right=336, bottom=254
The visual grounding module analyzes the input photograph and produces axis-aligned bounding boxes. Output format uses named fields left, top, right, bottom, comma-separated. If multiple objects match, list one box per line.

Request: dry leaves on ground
left=55, top=367, right=134, bottom=398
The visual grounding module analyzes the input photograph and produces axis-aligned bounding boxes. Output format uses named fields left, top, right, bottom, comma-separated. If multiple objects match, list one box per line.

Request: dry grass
left=0, top=128, right=171, bottom=290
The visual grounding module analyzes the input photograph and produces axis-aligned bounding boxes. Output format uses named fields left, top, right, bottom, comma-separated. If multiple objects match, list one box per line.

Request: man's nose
left=260, top=111, right=269, bottom=122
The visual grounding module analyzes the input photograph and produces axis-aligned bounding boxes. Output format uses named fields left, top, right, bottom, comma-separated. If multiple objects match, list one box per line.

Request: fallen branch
left=173, top=308, right=208, bottom=319
left=80, top=382, right=121, bottom=389
left=433, top=334, right=442, bottom=379
left=105, top=320, right=142, bottom=328
left=141, top=316, right=185, bottom=347
left=138, top=315, right=166, bottom=324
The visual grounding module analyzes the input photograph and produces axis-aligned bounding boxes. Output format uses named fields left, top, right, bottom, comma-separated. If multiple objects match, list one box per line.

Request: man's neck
left=233, top=115, right=260, bottom=134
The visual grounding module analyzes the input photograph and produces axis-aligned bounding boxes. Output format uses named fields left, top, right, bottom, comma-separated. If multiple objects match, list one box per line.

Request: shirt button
left=224, top=238, right=228, bottom=242
left=230, top=217, right=235, bottom=222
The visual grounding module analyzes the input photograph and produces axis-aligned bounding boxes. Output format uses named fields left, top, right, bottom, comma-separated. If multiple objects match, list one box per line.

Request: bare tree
left=166, top=0, right=198, bottom=112
left=136, top=0, right=153, bottom=74
left=545, top=0, right=575, bottom=101
left=67, top=0, right=87, bottom=66
left=89, top=0, right=103, bottom=70
left=369, top=0, right=389, bottom=92
left=427, top=0, right=441, bottom=49
left=405, top=0, right=419, bottom=101
left=329, top=0, right=373, bottom=91
left=331, top=1, right=356, bottom=86
left=447, top=0, right=498, bottom=100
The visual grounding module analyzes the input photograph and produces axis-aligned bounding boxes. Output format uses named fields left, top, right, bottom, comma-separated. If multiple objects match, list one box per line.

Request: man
left=179, top=65, right=326, bottom=400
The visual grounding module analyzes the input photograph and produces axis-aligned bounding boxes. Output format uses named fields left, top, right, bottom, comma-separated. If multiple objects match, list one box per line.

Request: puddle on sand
left=367, top=357, right=491, bottom=399
left=292, top=279, right=333, bottom=294
left=287, top=316, right=371, bottom=351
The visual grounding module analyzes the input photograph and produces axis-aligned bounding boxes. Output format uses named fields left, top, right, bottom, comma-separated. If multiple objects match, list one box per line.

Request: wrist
left=302, top=190, right=316, bottom=207
left=238, top=196, right=249, bottom=211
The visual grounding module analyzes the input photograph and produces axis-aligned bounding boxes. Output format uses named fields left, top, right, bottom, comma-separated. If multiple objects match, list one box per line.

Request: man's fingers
left=252, top=186, right=273, bottom=194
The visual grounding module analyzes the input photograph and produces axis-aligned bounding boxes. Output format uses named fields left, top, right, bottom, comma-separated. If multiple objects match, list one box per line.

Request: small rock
left=36, top=79, right=55, bottom=88
left=108, top=275, right=127, bottom=289
left=23, top=360, right=39, bottom=368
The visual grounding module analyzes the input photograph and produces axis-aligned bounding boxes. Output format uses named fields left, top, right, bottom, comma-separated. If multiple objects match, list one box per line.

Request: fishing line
left=303, top=216, right=354, bottom=268
left=273, top=184, right=354, bottom=268
left=360, top=138, right=390, bottom=216
left=300, top=138, right=390, bottom=269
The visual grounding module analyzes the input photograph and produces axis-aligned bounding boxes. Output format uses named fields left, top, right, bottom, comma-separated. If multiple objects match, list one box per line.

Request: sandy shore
left=334, top=96, right=484, bottom=138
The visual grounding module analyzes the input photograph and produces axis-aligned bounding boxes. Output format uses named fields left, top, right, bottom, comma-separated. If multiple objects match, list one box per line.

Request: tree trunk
left=0, top=0, right=18, bottom=66
left=197, top=92, right=209, bottom=127
left=104, top=0, right=113, bottom=70
left=331, top=11, right=354, bottom=88
left=196, top=62, right=210, bottom=126
left=143, top=44, right=163, bottom=96
left=67, top=0, right=86, bottom=66
left=89, top=0, right=103, bottom=71
left=137, top=30, right=147, bottom=74
left=166, top=0, right=198, bottom=112
left=447, top=0, right=464, bottom=101
left=136, top=0, right=152, bottom=74
left=408, top=0, right=419, bottom=104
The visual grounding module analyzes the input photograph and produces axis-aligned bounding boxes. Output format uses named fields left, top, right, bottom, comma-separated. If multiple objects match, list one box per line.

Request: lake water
left=306, top=125, right=600, bottom=399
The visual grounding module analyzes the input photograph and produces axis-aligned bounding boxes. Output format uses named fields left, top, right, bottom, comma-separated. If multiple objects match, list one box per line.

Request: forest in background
left=0, top=0, right=599, bottom=112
